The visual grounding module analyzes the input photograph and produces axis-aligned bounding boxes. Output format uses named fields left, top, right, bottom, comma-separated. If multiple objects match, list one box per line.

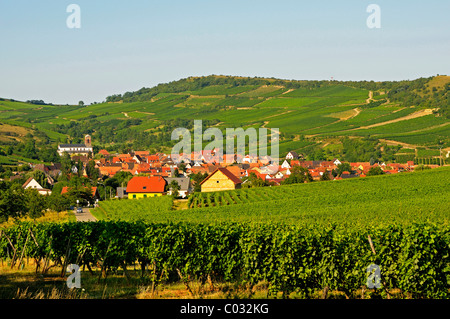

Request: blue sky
left=1, top=0, right=449, bottom=104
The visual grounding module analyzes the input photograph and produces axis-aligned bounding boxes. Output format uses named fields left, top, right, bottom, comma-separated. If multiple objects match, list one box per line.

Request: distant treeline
left=26, top=100, right=53, bottom=106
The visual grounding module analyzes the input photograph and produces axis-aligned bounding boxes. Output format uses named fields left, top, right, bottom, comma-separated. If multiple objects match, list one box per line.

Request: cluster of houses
left=88, top=148, right=421, bottom=199
left=10, top=135, right=435, bottom=202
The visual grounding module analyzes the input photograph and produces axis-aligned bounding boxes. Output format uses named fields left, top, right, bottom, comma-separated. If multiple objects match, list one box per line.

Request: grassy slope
left=1, top=75, right=449, bottom=158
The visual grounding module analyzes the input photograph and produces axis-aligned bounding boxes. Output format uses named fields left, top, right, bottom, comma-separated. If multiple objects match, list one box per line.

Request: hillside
left=0, top=75, right=449, bottom=166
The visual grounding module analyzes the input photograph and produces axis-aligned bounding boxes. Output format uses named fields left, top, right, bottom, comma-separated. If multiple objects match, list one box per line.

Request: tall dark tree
left=25, top=189, right=47, bottom=219
left=0, top=182, right=27, bottom=220
left=86, top=160, right=100, bottom=181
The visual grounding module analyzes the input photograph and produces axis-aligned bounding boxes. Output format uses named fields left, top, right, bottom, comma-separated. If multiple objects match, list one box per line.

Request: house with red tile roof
left=200, top=167, right=242, bottom=192
left=99, top=166, right=123, bottom=177
left=126, top=176, right=167, bottom=199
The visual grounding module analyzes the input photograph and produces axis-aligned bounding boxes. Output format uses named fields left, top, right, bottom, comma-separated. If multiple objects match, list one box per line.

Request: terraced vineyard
left=1, top=75, right=449, bottom=167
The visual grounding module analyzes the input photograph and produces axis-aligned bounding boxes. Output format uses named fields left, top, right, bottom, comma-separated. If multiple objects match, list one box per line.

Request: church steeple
left=85, top=134, right=92, bottom=147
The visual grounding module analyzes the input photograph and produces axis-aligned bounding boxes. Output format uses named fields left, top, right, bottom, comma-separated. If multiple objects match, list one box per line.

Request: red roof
left=200, top=167, right=242, bottom=186
left=98, top=149, right=110, bottom=156
left=126, top=176, right=166, bottom=193
left=134, top=151, right=150, bottom=156
left=99, top=166, right=122, bottom=176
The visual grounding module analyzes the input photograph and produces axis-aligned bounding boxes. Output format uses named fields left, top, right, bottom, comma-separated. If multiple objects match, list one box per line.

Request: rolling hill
left=0, top=75, right=449, bottom=166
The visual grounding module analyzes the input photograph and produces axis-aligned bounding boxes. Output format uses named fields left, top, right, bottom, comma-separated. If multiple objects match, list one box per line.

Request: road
left=74, top=207, right=97, bottom=222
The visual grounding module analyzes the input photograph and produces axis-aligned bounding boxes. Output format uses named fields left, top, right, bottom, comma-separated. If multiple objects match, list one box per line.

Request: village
left=12, top=134, right=436, bottom=204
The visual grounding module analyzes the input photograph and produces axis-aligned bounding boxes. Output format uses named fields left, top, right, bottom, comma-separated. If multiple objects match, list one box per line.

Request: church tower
left=85, top=134, right=92, bottom=147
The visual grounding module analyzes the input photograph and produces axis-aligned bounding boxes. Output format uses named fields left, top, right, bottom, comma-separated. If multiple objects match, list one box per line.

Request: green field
left=3, top=168, right=450, bottom=299
left=95, top=167, right=450, bottom=228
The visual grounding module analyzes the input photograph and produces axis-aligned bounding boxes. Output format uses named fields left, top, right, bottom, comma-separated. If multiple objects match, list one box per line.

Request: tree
left=367, top=166, right=385, bottom=176
left=191, top=172, right=208, bottom=192
left=78, top=101, right=85, bottom=107
left=242, top=172, right=268, bottom=188
left=168, top=180, right=180, bottom=198
left=24, top=139, right=38, bottom=159
left=60, top=152, right=74, bottom=181
left=29, top=170, right=51, bottom=189
left=85, top=160, right=100, bottom=181
left=336, top=163, right=352, bottom=176
left=0, top=182, right=27, bottom=221
left=47, top=193, right=70, bottom=212
left=25, top=189, right=47, bottom=219
left=63, top=186, right=94, bottom=207
left=320, top=169, right=331, bottom=181
left=282, top=166, right=312, bottom=185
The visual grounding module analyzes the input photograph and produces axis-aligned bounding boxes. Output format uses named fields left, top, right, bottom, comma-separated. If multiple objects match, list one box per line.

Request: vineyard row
left=1, top=221, right=449, bottom=298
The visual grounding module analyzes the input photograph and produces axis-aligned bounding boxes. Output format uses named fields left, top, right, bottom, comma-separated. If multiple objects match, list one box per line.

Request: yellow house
left=200, top=167, right=242, bottom=192
left=126, top=176, right=166, bottom=199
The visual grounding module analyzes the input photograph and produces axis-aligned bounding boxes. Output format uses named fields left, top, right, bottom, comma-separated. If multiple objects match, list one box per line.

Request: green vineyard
left=1, top=221, right=449, bottom=298
left=2, top=167, right=449, bottom=299
left=93, top=167, right=450, bottom=228
left=91, top=195, right=173, bottom=222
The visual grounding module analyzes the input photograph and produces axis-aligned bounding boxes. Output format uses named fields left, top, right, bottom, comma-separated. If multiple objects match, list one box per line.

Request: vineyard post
left=17, top=229, right=31, bottom=270
left=3, top=232, right=16, bottom=264
left=42, top=235, right=53, bottom=274
left=10, top=230, right=22, bottom=268
left=28, top=229, right=41, bottom=272
left=176, top=268, right=195, bottom=297
left=60, top=237, right=72, bottom=278
left=98, top=240, right=112, bottom=283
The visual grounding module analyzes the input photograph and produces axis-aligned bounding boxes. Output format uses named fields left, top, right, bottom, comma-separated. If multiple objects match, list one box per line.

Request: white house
left=274, top=171, right=284, bottom=179
left=281, top=160, right=291, bottom=169
left=286, top=151, right=299, bottom=160
left=333, top=158, right=342, bottom=166
left=22, top=177, right=52, bottom=195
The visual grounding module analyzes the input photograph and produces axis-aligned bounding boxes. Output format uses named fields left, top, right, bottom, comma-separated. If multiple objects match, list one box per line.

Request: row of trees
left=0, top=180, right=92, bottom=222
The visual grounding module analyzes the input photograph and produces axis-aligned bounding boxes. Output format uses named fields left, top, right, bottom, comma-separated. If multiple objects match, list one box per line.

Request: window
left=143, top=186, right=147, bottom=190
left=133, top=194, right=136, bottom=199
left=144, top=194, right=147, bottom=198
left=217, top=181, right=219, bottom=183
